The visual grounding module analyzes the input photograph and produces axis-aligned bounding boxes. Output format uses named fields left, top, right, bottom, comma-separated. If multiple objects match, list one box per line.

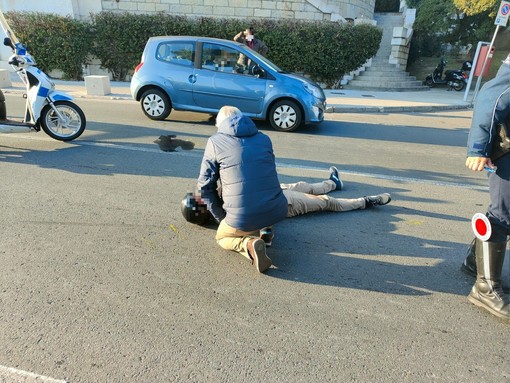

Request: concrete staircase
left=347, top=13, right=429, bottom=92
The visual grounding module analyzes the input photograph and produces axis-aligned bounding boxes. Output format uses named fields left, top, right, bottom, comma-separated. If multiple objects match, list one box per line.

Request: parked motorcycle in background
left=423, top=58, right=472, bottom=91
left=0, top=10, right=86, bottom=141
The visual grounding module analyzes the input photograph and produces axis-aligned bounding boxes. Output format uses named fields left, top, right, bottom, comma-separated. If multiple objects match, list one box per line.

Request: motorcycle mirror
left=3, top=37, right=14, bottom=49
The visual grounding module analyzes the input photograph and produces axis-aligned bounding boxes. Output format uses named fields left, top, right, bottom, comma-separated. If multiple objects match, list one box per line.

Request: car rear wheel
left=452, top=81, right=465, bottom=91
left=140, top=88, right=171, bottom=120
left=268, top=100, right=302, bottom=132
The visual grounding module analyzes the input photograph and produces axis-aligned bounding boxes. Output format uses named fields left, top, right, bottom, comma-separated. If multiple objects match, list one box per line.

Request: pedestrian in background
left=234, top=27, right=268, bottom=56
left=233, top=27, right=268, bottom=74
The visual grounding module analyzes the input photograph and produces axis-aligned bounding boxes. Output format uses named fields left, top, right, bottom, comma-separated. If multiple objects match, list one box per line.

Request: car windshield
left=245, top=48, right=284, bottom=72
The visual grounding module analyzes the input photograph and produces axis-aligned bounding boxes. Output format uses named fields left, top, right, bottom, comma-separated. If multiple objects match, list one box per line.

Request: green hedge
left=5, top=11, right=381, bottom=88
left=4, top=12, right=92, bottom=80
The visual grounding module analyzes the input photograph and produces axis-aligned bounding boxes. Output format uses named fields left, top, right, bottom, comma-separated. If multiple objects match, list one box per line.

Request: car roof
left=147, top=36, right=243, bottom=47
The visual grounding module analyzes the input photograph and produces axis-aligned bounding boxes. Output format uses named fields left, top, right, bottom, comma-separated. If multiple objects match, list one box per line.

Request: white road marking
left=0, top=365, right=68, bottom=383
left=275, top=162, right=489, bottom=191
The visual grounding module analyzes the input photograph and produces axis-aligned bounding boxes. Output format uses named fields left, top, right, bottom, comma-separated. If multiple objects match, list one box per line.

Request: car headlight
left=303, top=82, right=323, bottom=99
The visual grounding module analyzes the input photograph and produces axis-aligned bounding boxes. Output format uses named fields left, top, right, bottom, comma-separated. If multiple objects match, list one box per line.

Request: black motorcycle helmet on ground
left=181, top=192, right=211, bottom=225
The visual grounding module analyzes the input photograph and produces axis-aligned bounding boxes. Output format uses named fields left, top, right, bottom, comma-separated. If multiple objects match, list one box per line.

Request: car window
left=201, top=42, right=260, bottom=76
left=156, top=42, right=194, bottom=66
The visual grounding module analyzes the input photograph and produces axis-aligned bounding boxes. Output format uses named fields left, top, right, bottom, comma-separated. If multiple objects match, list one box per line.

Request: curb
left=3, top=84, right=473, bottom=114
left=71, top=94, right=132, bottom=101
left=325, top=103, right=473, bottom=114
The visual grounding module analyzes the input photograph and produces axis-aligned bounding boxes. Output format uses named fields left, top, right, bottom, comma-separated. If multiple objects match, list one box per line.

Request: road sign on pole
left=495, top=1, right=510, bottom=27
left=471, top=2, right=510, bottom=101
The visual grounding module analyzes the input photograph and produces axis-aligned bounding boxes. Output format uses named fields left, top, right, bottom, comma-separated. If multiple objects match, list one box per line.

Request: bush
left=89, top=12, right=202, bottom=81
left=5, top=11, right=382, bottom=87
left=5, top=12, right=92, bottom=80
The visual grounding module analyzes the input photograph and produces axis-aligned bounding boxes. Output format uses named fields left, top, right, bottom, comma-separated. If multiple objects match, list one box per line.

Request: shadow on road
left=263, top=202, right=472, bottom=297
left=0, top=116, right=483, bottom=298
left=292, top=117, right=469, bottom=148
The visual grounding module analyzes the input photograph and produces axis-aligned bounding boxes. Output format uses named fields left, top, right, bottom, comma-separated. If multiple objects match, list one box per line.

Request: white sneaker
left=364, top=193, right=391, bottom=208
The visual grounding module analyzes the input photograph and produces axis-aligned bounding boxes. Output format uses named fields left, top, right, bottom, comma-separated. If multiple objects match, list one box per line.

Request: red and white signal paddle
left=472, top=213, right=492, bottom=242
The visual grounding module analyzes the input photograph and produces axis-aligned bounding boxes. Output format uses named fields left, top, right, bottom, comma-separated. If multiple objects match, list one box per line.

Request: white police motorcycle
left=0, top=11, right=85, bottom=141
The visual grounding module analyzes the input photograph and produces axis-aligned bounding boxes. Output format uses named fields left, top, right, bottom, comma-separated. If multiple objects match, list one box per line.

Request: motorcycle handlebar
left=8, top=56, right=19, bottom=66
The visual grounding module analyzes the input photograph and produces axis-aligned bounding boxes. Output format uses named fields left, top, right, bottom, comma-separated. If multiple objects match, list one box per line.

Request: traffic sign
left=495, top=1, right=510, bottom=26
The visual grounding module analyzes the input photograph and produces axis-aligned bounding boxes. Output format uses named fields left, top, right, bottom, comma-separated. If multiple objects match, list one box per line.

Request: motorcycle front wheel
left=40, top=101, right=86, bottom=141
left=424, top=78, right=434, bottom=87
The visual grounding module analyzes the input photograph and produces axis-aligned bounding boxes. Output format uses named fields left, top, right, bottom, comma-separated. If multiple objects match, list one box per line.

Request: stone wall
left=0, top=0, right=103, bottom=20
left=0, top=0, right=376, bottom=24
left=101, top=0, right=375, bottom=22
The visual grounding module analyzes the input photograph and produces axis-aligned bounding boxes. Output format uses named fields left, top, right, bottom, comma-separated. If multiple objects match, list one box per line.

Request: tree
left=412, top=0, right=458, bottom=36
left=408, top=0, right=495, bottom=61
left=453, top=0, right=498, bottom=16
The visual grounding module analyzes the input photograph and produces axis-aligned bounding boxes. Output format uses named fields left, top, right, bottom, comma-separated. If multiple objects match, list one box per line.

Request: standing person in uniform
left=464, top=53, right=510, bottom=320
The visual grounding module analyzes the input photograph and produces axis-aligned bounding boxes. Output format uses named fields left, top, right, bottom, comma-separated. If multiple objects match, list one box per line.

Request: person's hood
left=503, top=52, right=510, bottom=66
left=495, top=53, right=510, bottom=79
left=477, top=54, right=510, bottom=105
left=217, top=115, right=258, bottom=137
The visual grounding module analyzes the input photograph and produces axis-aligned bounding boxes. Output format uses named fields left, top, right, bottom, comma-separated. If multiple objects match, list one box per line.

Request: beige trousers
left=215, top=180, right=365, bottom=259
left=216, top=220, right=258, bottom=260
left=281, top=180, right=365, bottom=217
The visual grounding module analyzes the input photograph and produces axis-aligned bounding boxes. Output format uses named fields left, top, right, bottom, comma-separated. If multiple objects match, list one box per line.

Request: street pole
left=463, top=42, right=486, bottom=102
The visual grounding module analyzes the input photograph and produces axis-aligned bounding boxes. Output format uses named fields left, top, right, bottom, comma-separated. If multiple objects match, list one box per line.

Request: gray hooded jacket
left=467, top=58, right=510, bottom=157
left=197, top=115, right=288, bottom=232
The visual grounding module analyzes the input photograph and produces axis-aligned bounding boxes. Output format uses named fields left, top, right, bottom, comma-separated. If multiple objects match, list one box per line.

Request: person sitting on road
left=185, top=106, right=392, bottom=273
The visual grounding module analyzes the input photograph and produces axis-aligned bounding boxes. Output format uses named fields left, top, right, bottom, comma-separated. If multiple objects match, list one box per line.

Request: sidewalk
left=2, top=75, right=473, bottom=114
left=325, top=87, right=473, bottom=113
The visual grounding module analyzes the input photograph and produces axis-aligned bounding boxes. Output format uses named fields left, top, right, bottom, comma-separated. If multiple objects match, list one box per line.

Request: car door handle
left=188, top=74, right=197, bottom=84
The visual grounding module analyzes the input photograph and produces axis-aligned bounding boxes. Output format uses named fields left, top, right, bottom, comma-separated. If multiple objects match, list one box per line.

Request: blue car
left=130, top=36, right=326, bottom=132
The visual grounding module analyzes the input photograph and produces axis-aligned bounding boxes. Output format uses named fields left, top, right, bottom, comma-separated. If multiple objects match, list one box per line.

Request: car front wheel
left=268, top=100, right=302, bottom=132
left=140, top=88, right=171, bottom=120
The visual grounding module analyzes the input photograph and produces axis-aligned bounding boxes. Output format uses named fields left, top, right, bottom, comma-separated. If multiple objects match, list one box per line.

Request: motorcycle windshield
left=0, top=8, right=19, bottom=44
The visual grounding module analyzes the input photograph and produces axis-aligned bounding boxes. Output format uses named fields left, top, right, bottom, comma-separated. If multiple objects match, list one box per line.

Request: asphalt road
left=1, top=95, right=509, bottom=383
